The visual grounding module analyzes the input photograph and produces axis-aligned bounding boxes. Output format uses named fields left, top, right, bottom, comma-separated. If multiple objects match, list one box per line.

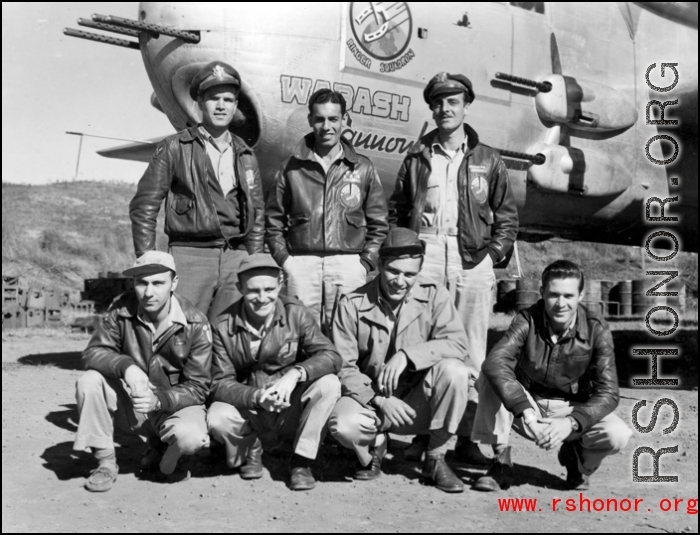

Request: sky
left=2, top=2, right=173, bottom=184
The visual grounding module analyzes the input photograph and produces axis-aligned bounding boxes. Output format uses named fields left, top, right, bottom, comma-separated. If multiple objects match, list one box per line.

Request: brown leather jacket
left=332, top=276, right=469, bottom=407
left=211, top=296, right=342, bottom=409
left=389, top=124, right=518, bottom=265
left=129, top=126, right=265, bottom=256
left=483, top=300, right=619, bottom=431
left=82, top=292, right=212, bottom=413
left=265, top=134, right=389, bottom=272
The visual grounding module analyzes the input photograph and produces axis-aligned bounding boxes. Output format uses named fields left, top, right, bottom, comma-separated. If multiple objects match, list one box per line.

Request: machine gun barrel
left=63, top=28, right=139, bottom=50
left=92, top=14, right=200, bottom=43
left=495, top=72, right=552, bottom=93
left=77, top=18, right=139, bottom=37
left=496, top=149, right=546, bottom=165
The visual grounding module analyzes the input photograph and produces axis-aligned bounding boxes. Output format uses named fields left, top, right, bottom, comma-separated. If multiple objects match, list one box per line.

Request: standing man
left=73, top=251, right=211, bottom=492
left=207, top=254, right=342, bottom=491
left=329, top=229, right=471, bottom=493
left=266, top=88, right=389, bottom=331
left=389, top=72, right=518, bottom=463
left=130, top=61, right=265, bottom=321
left=471, top=260, right=632, bottom=491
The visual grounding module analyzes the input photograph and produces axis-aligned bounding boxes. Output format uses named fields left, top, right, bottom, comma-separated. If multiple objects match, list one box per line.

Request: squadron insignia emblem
left=212, top=65, right=226, bottom=79
left=339, top=170, right=362, bottom=208
left=340, top=183, right=362, bottom=208
left=350, top=2, right=412, bottom=61
left=470, top=175, right=488, bottom=203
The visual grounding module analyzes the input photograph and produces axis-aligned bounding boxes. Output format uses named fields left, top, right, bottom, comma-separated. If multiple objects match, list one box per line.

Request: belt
left=528, top=381, right=568, bottom=401
left=419, top=226, right=459, bottom=236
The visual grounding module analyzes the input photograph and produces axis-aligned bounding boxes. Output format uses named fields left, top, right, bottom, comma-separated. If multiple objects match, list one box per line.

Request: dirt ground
left=2, top=326, right=698, bottom=533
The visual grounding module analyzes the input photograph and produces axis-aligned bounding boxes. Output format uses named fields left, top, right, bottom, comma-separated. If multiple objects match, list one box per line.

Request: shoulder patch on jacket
left=202, top=324, right=212, bottom=343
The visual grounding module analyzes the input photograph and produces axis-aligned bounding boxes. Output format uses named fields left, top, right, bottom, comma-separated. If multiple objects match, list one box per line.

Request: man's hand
left=257, top=391, right=290, bottom=413
left=124, top=365, right=150, bottom=395
left=131, top=388, right=159, bottom=414
left=525, top=418, right=548, bottom=444
left=535, top=417, right=573, bottom=450
left=377, top=352, right=408, bottom=397
left=374, top=396, right=416, bottom=428
left=258, top=369, right=301, bottom=412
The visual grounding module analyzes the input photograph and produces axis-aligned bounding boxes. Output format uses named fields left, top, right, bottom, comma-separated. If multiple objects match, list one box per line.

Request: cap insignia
left=212, top=65, right=226, bottom=79
left=435, top=72, right=448, bottom=83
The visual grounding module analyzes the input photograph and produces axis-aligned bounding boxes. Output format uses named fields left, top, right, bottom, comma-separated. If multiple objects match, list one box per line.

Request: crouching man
left=472, top=260, right=632, bottom=491
left=74, top=251, right=212, bottom=492
left=329, top=228, right=471, bottom=493
left=207, top=254, right=342, bottom=491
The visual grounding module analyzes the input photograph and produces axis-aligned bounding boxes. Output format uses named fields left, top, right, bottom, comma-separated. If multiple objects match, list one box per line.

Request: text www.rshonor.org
left=497, top=494, right=698, bottom=514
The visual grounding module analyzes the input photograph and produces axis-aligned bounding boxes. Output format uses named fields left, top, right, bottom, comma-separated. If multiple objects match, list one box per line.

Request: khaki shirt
left=137, top=294, right=188, bottom=351
left=199, top=126, right=236, bottom=194
left=332, top=276, right=470, bottom=406
left=313, top=144, right=344, bottom=175
left=423, top=140, right=467, bottom=228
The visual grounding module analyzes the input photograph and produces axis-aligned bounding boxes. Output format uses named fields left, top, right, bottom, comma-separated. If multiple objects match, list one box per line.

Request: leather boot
left=355, top=433, right=388, bottom=480
left=289, top=454, right=316, bottom=491
left=473, top=446, right=514, bottom=491
left=240, top=438, right=263, bottom=480
left=422, top=455, right=464, bottom=493
left=558, top=440, right=590, bottom=490
left=140, top=436, right=166, bottom=474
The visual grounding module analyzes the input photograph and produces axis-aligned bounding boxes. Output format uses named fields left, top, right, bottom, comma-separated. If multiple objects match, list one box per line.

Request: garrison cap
left=238, top=253, right=281, bottom=277
left=379, top=228, right=426, bottom=258
left=123, top=250, right=176, bottom=278
left=189, top=61, right=241, bottom=100
left=423, top=72, right=475, bottom=105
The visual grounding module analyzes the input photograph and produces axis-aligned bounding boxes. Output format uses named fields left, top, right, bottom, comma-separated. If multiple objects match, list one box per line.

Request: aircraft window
left=510, top=2, right=545, bottom=14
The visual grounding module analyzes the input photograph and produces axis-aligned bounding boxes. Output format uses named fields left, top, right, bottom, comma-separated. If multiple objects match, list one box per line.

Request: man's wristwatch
left=566, top=416, right=580, bottom=432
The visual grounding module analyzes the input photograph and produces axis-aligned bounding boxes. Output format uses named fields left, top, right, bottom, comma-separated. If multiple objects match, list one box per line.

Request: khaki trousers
left=207, top=375, right=341, bottom=466
left=73, top=370, right=209, bottom=460
left=420, top=232, right=495, bottom=436
left=471, top=375, right=633, bottom=476
left=329, top=359, right=470, bottom=466
left=284, top=254, right=367, bottom=330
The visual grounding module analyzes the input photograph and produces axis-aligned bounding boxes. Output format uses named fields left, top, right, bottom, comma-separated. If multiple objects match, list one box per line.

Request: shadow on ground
left=18, top=351, right=82, bottom=371
left=42, top=403, right=145, bottom=481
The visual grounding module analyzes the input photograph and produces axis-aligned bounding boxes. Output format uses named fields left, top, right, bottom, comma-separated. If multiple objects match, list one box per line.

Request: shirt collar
left=198, top=126, right=232, bottom=147
left=430, top=135, right=467, bottom=156
left=137, top=294, right=187, bottom=334
left=313, top=144, right=344, bottom=164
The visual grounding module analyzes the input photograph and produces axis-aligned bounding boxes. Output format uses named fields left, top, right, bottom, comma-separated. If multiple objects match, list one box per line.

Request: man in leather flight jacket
left=389, top=72, right=518, bottom=464
left=208, top=254, right=342, bottom=491
left=266, top=88, right=388, bottom=331
left=73, top=251, right=211, bottom=492
left=471, top=260, right=632, bottom=492
left=129, top=61, right=265, bottom=321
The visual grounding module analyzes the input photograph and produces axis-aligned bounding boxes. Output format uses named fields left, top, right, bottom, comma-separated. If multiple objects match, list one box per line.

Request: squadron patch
left=245, top=169, right=256, bottom=189
left=339, top=170, right=362, bottom=208
left=203, top=324, right=212, bottom=343
left=469, top=166, right=488, bottom=202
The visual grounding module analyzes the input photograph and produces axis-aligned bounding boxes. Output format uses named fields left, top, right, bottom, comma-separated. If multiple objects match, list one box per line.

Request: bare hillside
left=1, top=181, right=166, bottom=290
